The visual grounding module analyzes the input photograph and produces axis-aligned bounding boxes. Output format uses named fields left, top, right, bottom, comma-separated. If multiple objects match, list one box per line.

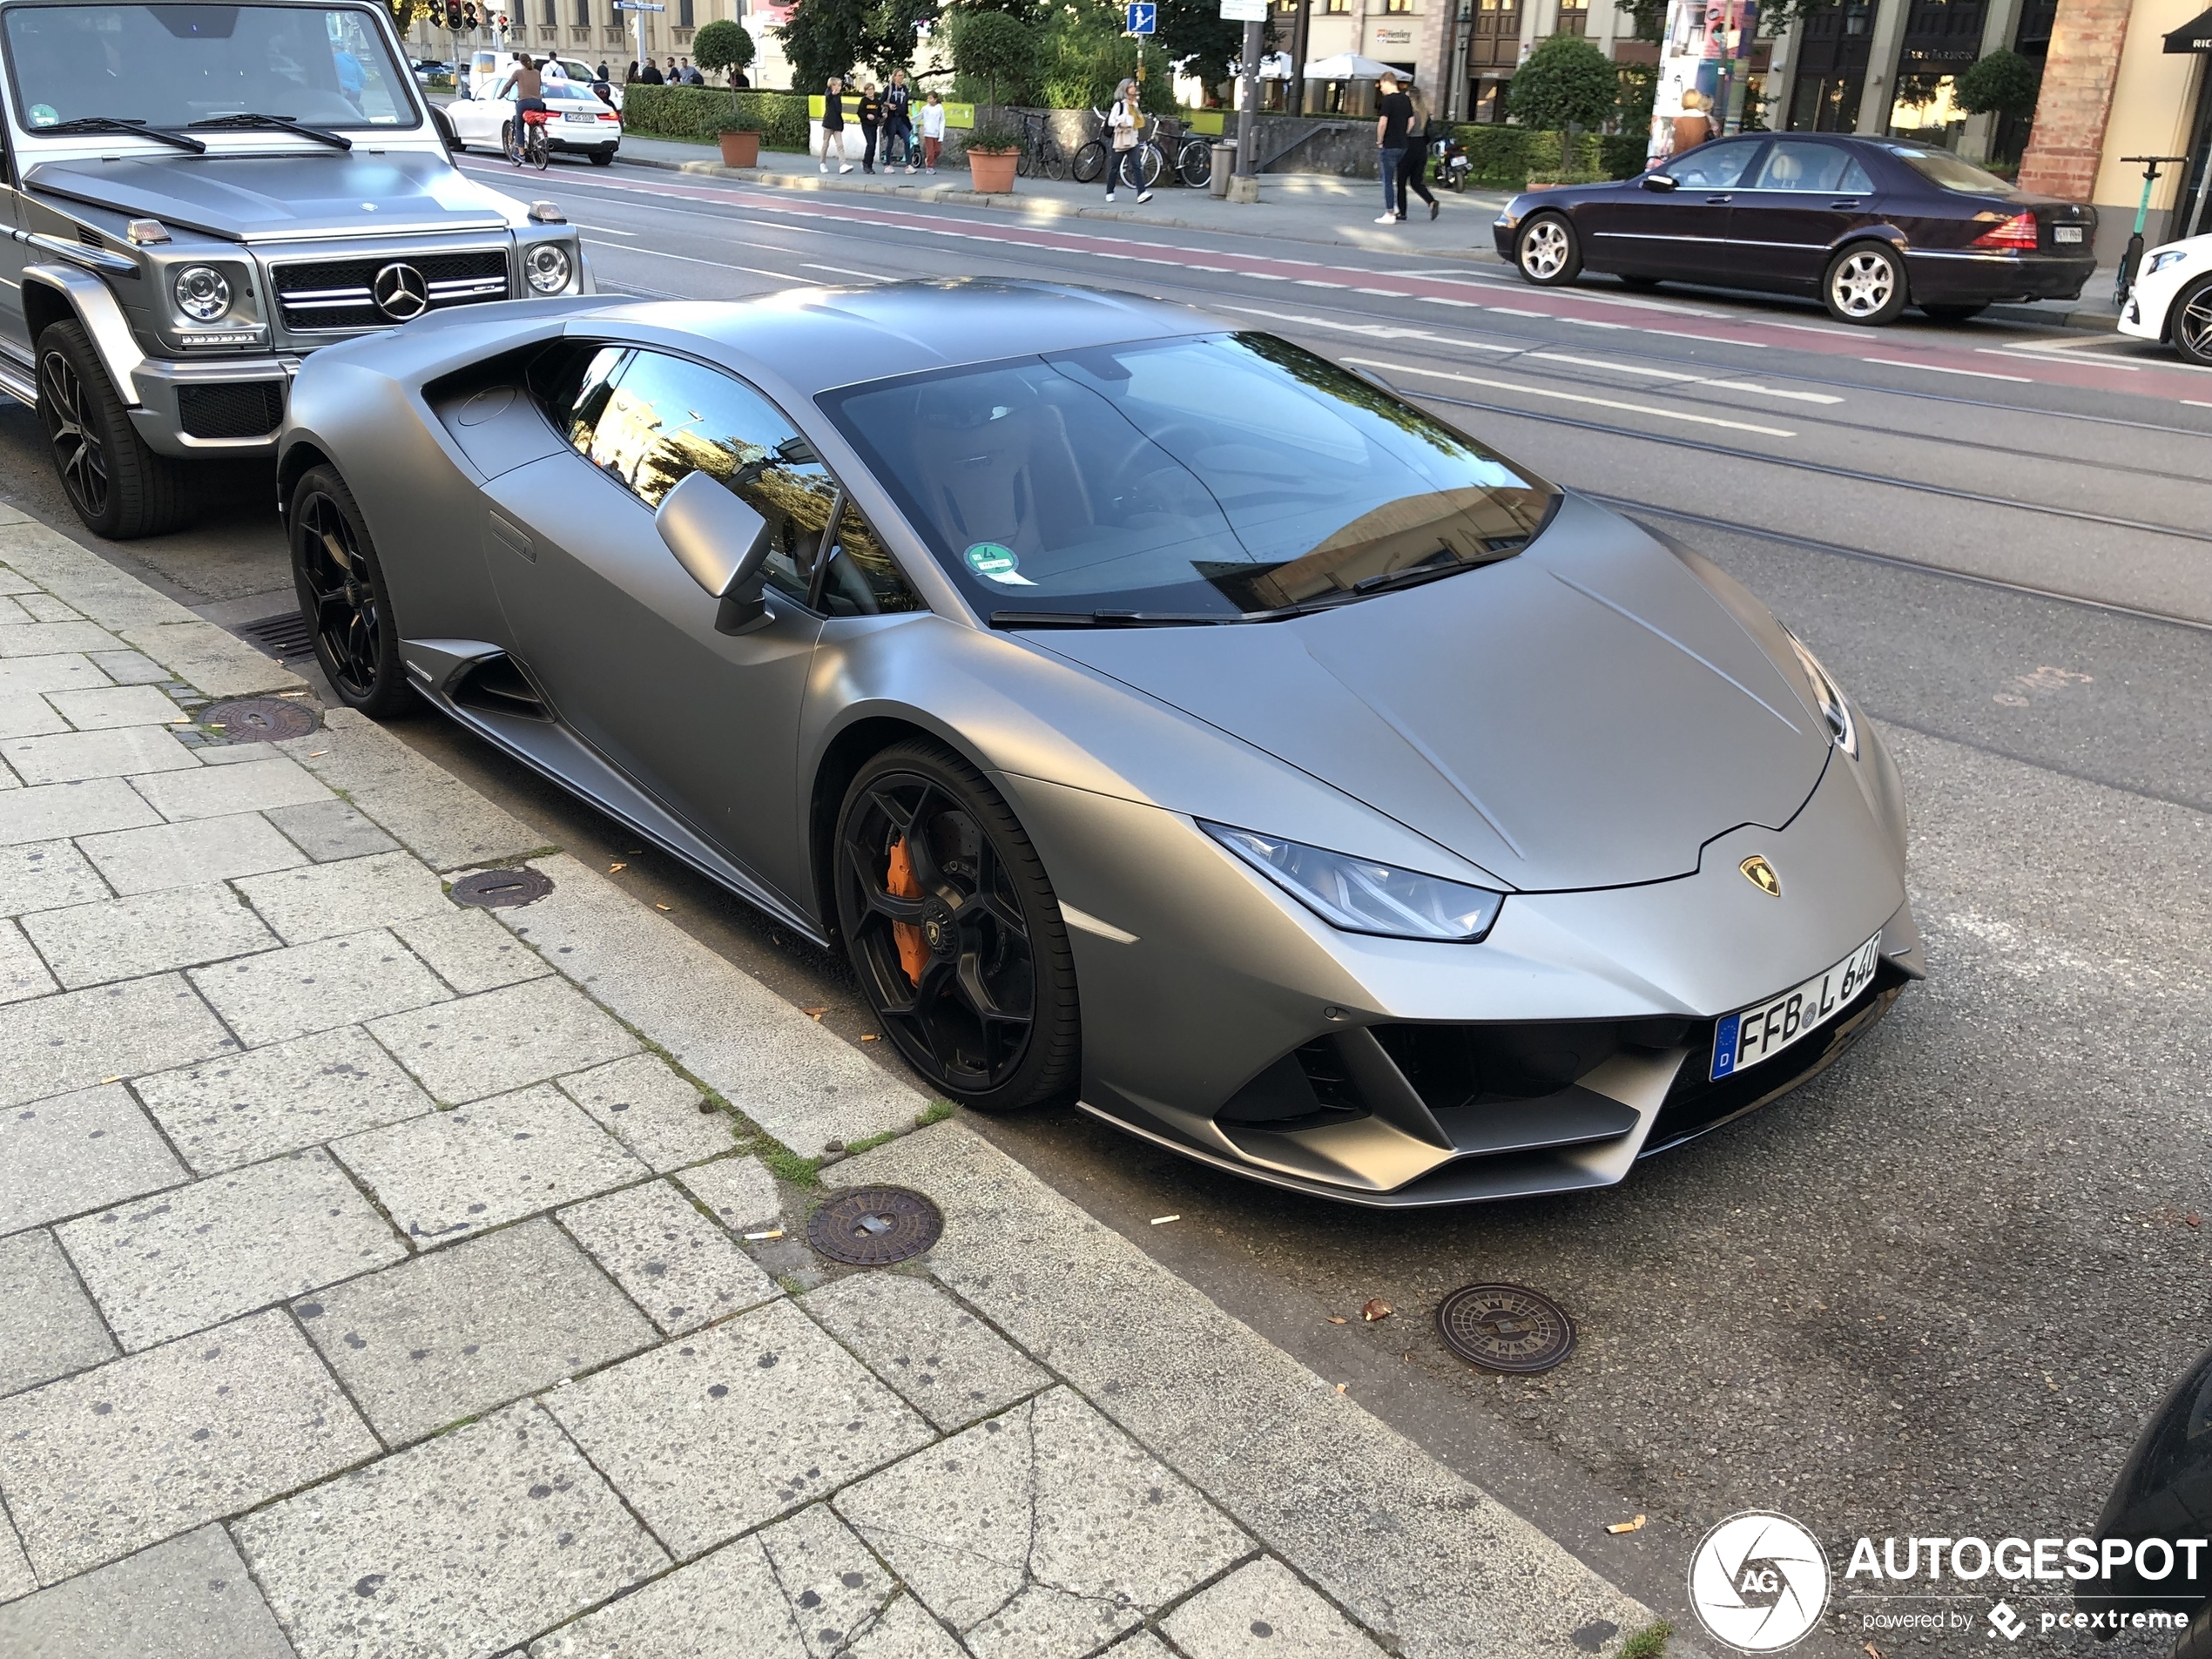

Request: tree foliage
left=691, top=18, right=755, bottom=82
left=1509, top=35, right=1617, bottom=131
left=950, top=9, right=1036, bottom=108
left=779, top=0, right=868, bottom=91
left=1956, top=47, right=2040, bottom=118
left=1153, top=0, right=1243, bottom=105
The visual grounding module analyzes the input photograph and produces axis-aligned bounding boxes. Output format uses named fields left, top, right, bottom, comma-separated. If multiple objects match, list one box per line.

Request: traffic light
left=444, top=0, right=462, bottom=27
left=462, top=2, right=478, bottom=27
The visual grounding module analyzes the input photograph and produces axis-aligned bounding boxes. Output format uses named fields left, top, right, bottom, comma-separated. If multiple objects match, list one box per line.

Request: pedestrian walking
left=1375, top=71, right=1413, bottom=222
left=637, top=58, right=662, bottom=84
left=1673, top=88, right=1712, bottom=156
left=819, top=75, right=853, bottom=173
left=920, top=90, right=945, bottom=173
left=624, top=59, right=638, bottom=83
left=1104, top=78, right=1150, bottom=204
left=596, top=60, right=610, bottom=81
left=858, top=80, right=884, bottom=172
left=886, top=69, right=914, bottom=172
left=1394, top=76, right=1439, bottom=221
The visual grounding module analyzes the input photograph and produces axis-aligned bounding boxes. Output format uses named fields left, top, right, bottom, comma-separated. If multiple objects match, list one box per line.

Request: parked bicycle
left=1156, top=115, right=1214, bottom=190
left=1013, top=110, right=1069, bottom=182
left=505, top=105, right=552, bottom=172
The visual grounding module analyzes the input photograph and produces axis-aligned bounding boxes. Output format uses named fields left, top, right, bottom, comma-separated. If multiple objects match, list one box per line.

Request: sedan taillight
left=1973, top=212, right=2040, bottom=250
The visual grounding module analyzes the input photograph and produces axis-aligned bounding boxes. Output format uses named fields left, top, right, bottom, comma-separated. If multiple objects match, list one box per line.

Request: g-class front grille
left=270, top=249, right=510, bottom=332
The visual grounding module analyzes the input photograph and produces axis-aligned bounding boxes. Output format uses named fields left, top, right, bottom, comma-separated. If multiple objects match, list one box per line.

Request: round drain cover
left=200, top=697, right=317, bottom=743
left=1436, top=1283, right=1576, bottom=1373
left=448, top=867, right=555, bottom=909
left=806, top=1187, right=943, bottom=1266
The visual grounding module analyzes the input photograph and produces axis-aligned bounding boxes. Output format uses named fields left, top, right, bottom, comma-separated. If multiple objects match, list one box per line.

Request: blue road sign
left=1127, top=2, right=1156, bottom=33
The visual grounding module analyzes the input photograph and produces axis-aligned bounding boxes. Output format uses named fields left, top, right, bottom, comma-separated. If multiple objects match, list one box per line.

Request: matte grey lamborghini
left=278, top=278, right=1924, bottom=1207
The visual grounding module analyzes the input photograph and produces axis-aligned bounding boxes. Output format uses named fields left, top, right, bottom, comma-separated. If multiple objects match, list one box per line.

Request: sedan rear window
left=1887, top=145, right=2017, bottom=195
left=818, top=333, right=1558, bottom=620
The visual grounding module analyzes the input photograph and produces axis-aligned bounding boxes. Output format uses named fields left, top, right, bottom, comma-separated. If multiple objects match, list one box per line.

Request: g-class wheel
left=36, top=320, right=184, bottom=540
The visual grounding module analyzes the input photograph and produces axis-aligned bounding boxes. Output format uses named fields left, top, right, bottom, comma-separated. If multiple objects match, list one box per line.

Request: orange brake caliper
left=887, top=836, right=929, bottom=986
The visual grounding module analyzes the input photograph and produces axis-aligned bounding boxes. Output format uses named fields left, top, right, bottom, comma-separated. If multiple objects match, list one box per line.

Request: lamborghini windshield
left=5, top=3, right=418, bottom=132
left=819, top=333, right=1558, bottom=620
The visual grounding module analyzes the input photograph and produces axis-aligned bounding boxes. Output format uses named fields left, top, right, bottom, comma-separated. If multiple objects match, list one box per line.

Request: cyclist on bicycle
left=497, top=55, right=550, bottom=130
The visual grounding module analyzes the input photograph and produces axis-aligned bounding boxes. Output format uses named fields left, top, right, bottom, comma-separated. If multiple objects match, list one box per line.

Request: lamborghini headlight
left=1782, top=624, right=1858, bottom=758
left=524, top=240, right=573, bottom=293
left=1202, top=824, right=1504, bottom=942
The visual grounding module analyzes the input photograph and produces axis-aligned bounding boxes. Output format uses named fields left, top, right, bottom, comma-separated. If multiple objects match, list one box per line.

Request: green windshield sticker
left=963, top=543, right=1034, bottom=585
left=28, top=105, right=57, bottom=127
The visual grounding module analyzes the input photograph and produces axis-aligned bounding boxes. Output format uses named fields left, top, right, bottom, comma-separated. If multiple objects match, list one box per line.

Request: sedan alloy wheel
left=1825, top=244, right=1906, bottom=325
left=2175, top=277, right=2212, bottom=368
left=1517, top=215, right=1581, bottom=286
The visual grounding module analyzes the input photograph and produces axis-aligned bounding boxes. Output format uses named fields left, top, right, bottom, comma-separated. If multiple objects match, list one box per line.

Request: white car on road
left=467, top=51, right=622, bottom=111
left=448, top=72, right=623, bottom=166
left=2119, top=232, right=2212, bottom=367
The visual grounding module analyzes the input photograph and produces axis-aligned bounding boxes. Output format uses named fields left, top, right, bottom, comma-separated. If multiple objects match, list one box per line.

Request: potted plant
left=715, top=108, right=764, bottom=168
left=962, top=118, right=1025, bottom=193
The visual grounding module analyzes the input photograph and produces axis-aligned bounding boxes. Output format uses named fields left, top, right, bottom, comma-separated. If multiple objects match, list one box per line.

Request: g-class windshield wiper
left=33, top=117, right=206, bottom=153
left=187, top=112, right=352, bottom=150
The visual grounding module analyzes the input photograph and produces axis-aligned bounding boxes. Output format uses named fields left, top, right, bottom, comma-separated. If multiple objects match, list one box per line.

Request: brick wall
left=2014, top=0, right=2131, bottom=199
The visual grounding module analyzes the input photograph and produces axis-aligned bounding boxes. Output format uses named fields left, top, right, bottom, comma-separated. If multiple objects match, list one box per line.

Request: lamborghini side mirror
left=1642, top=172, right=1677, bottom=192
left=657, top=470, right=774, bottom=632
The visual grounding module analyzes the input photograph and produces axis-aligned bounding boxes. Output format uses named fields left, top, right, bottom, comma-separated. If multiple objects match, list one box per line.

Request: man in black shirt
left=857, top=81, right=885, bottom=172
left=1374, top=71, right=1413, bottom=222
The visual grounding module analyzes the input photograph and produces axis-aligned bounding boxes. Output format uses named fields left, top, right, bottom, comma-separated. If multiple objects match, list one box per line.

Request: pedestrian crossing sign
left=1127, top=2, right=1156, bottom=32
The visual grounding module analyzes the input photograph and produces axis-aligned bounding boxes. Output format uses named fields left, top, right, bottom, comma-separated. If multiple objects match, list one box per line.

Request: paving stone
left=0, top=1082, right=188, bottom=1234
left=295, top=1219, right=656, bottom=1447
left=13, top=596, right=79, bottom=624
left=673, top=1155, right=782, bottom=1237
left=1161, top=1559, right=1385, bottom=1659
left=47, top=685, right=191, bottom=732
left=368, top=976, right=637, bottom=1105
left=59, top=1149, right=407, bottom=1353
left=0, top=694, right=67, bottom=739
left=88, top=650, right=169, bottom=687
left=837, top=1387, right=1251, bottom=1659
left=280, top=711, right=546, bottom=873
left=0, top=778, right=163, bottom=846
left=118, top=622, right=306, bottom=700
left=132, top=756, right=331, bottom=823
left=0, top=1521, right=28, bottom=1604
left=334, top=1084, right=645, bottom=1244
left=846, top=1595, right=972, bottom=1659
left=235, top=851, right=451, bottom=946
left=237, top=1401, right=668, bottom=1659
left=1103, top=1633, right=1176, bottom=1659
left=558, top=1180, right=779, bottom=1336
left=543, top=1297, right=934, bottom=1561
left=0, top=838, right=108, bottom=917
left=190, top=928, right=449, bottom=1048
left=0, top=1524, right=298, bottom=1658
left=78, top=812, right=308, bottom=896
left=264, top=798, right=400, bottom=863
left=801, top=1274, right=1049, bottom=1433
left=756, top=1502, right=901, bottom=1659
left=23, top=882, right=277, bottom=988
left=0, top=655, right=109, bottom=697
left=0, top=917, right=56, bottom=1004
left=527, top=1535, right=811, bottom=1659
left=0, top=1230, right=117, bottom=1398
left=136, top=1025, right=436, bottom=1175
left=390, top=907, right=550, bottom=995
left=562, top=1054, right=731, bottom=1174
left=0, top=725, right=199, bottom=786
left=0, top=1307, right=375, bottom=1581
left=0, top=621, right=122, bottom=658
left=0, top=596, right=29, bottom=624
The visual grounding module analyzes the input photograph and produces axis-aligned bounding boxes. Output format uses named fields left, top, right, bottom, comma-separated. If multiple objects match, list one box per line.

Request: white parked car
left=448, top=71, right=622, bottom=165
left=2118, top=232, right=2212, bottom=367
left=467, top=50, right=622, bottom=111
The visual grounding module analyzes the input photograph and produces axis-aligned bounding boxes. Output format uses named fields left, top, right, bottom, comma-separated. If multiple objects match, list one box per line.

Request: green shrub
left=1599, top=132, right=1649, bottom=178
left=1524, top=168, right=1608, bottom=185
left=1449, top=125, right=1602, bottom=188
left=691, top=18, right=756, bottom=82
left=622, top=84, right=810, bottom=150
left=1957, top=47, right=2040, bottom=119
left=964, top=118, right=1027, bottom=152
left=1510, top=35, right=1619, bottom=145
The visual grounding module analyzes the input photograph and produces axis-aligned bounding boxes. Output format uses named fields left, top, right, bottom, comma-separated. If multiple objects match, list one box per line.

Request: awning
left=1302, top=52, right=1399, bottom=78
left=2166, top=5, right=2212, bottom=51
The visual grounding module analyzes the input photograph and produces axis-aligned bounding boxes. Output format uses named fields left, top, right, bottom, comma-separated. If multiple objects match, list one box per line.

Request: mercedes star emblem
left=371, top=261, right=430, bottom=321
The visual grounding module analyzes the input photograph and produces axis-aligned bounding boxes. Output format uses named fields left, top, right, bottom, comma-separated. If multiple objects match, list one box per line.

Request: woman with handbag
left=1104, top=79, right=1153, bottom=205
left=1395, top=77, right=1440, bottom=222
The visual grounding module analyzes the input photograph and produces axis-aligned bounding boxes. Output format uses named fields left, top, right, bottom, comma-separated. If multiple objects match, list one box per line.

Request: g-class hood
left=24, top=149, right=513, bottom=240
left=1034, top=495, right=1832, bottom=893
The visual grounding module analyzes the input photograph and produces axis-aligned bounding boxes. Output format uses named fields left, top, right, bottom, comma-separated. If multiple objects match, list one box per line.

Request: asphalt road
left=5, top=162, right=2210, bottom=1655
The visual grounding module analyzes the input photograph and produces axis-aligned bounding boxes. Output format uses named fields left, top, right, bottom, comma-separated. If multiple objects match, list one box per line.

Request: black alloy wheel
left=834, top=740, right=1079, bottom=1112
left=289, top=466, right=411, bottom=718
left=2175, top=277, right=2212, bottom=368
left=36, top=320, right=184, bottom=540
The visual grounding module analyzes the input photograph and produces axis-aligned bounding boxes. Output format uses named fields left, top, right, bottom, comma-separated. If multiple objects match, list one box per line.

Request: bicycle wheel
left=1071, top=139, right=1105, bottom=185
left=1136, top=143, right=1163, bottom=189
left=529, top=125, right=550, bottom=171
left=1177, top=138, right=1211, bottom=190
left=503, top=120, right=523, bottom=165
left=1041, top=138, right=1068, bottom=182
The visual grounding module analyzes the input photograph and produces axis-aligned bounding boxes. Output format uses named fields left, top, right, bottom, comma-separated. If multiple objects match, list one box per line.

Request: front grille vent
left=177, top=381, right=285, bottom=440
left=271, top=249, right=509, bottom=333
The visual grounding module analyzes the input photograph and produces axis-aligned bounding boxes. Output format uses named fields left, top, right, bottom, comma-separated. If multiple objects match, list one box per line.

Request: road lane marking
left=1344, top=356, right=1797, bottom=437
left=1528, top=352, right=1844, bottom=403
left=1983, top=347, right=2139, bottom=371
left=1862, top=357, right=2033, bottom=383
left=801, top=262, right=887, bottom=280
left=570, top=222, right=637, bottom=234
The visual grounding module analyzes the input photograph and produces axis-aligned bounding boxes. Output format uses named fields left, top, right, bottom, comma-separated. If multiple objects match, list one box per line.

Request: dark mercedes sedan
left=1492, top=134, right=2095, bottom=326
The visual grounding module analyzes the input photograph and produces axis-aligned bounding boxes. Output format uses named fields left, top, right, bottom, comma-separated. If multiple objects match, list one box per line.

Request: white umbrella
left=1301, top=51, right=1399, bottom=78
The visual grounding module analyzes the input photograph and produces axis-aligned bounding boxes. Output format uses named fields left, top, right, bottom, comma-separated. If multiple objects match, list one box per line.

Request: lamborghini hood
left=1033, top=495, right=1831, bottom=893
left=24, top=150, right=512, bottom=240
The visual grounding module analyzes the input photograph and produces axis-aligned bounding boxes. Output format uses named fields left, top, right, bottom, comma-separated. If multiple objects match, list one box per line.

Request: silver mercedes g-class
left=0, top=0, right=589, bottom=537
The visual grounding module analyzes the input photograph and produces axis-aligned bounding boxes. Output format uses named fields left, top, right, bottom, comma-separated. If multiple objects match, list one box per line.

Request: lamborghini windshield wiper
left=990, top=610, right=1244, bottom=629
left=188, top=112, right=352, bottom=150
left=33, top=117, right=206, bottom=153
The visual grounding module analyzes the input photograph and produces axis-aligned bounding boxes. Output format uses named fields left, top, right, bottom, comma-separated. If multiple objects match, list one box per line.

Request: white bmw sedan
left=448, top=74, right=621, bottom=166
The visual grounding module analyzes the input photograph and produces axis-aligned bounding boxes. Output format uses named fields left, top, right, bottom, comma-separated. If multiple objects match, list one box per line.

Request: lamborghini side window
left=580, top=349, right=838, bottom=605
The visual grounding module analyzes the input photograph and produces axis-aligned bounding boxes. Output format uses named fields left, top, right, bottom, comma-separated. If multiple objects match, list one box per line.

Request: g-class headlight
left=1781, top=624, right=1858, bottom=758
left=172, top=265, right=232, bottom=322
left=524, top=241, right=573, bottom=293
left=1202, top=824, right=1505, bottom=942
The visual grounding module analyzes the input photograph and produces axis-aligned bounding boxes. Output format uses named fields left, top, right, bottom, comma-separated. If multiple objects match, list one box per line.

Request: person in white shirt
left=1104, top=78, right=1150, bottom=204
left=919, top=90, right=946, bottom=174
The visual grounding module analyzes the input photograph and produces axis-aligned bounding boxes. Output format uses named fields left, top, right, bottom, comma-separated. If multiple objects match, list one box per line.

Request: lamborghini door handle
left=1704, top=193, right=1731, bottom=203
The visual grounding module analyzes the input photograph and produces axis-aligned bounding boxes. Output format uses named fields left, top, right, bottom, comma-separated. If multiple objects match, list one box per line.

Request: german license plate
left=2054, top=225, right=2084, bottom=245
left=564, top=111, right=597, bottom=121
left=1710, top=934, right=1881, bottom=1082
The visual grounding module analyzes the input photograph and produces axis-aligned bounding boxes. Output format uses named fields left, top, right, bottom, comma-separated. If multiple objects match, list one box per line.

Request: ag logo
left=1688, top=1511, right=1831, bottom=1652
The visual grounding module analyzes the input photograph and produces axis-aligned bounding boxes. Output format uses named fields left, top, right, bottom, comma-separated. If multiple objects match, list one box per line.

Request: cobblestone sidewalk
left=0, top=502, right=1661, bottom=1659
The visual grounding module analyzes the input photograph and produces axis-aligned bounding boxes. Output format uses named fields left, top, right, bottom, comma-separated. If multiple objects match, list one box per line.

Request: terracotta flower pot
left=718, top=130, right=760, bottom=167
left=966, top=149, right=1019, bottom=193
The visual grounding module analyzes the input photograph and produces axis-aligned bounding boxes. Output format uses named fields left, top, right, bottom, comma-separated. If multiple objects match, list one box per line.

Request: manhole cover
left=448, top=867, right=555, bottom=909
left=1436, top=1283, right=1576, bottom=1373
left=200, top=697, right=318, bottom=743
left=806, top=1187, right=943, bottom=1266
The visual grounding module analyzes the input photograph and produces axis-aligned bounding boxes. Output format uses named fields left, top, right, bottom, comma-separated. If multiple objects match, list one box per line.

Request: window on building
left=678, top=0, right=693, bottom=24
left=1554, top=0, right=1587, bottom=35
left=1382, top=0, right=1413, bottom=12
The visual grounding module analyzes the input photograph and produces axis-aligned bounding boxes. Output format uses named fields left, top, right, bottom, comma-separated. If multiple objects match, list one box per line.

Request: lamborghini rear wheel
left=834, top=740, right=1080, bottom=1113
left=289, top=466, right=411, bottom=718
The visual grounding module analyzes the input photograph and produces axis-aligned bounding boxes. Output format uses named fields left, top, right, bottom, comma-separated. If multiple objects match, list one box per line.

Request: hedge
left=621, top=84, right=810, bottom=151
left=1600, top=132, right=1649, bottom=179
left=1449, top=126, right=1602, bottom=189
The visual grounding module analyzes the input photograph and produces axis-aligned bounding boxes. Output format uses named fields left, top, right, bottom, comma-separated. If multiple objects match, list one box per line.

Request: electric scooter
left=2116, top=155, right=2189, bottom=307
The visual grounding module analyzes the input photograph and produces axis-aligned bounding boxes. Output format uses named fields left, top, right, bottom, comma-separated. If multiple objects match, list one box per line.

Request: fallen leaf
left=1865, top=1644, right=1885, bottom=1659
left=802, top=1006, right=828, bottom=1021
left=1606, top=1515, right=1647, bottom=1534
left=1325, top=1317, right=1348, bottom=1325
left=1362, top=1298, right=1394, bottom=1323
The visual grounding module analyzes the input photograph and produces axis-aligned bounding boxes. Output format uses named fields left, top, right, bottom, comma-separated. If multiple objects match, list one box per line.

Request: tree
left=1509, top=34, right=1617, bottom=168
left=779, top=0, right=870, bottom=91
left=1152, top=0, right=1241, bottom=107
left=951, top=10, right=1035, bottom=110
left=1956, top=48, right=2040, bottom=120
left=691, top=18, right=755, bottom=90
